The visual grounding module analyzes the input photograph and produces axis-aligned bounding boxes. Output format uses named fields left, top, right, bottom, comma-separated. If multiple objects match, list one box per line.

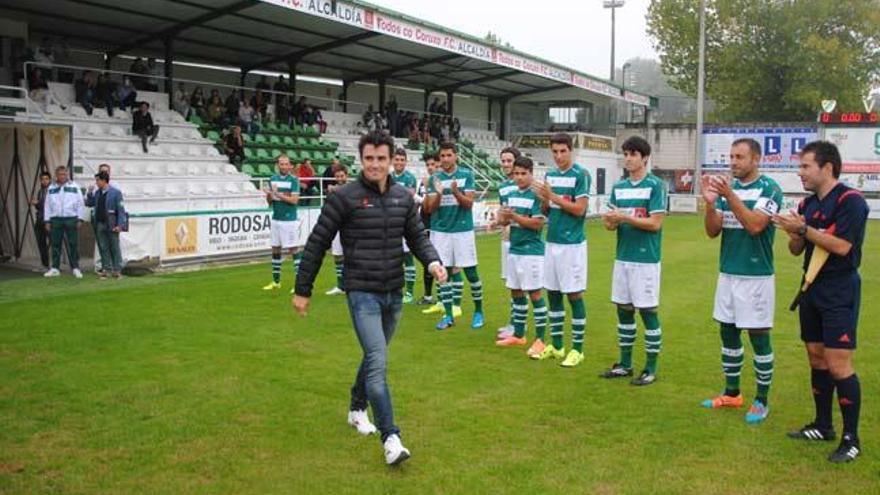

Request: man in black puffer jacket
left=293, top=131, right=447, bottom=466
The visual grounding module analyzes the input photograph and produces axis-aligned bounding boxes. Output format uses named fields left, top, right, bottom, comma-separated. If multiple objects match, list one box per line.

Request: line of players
left=263, top=133, right=866, bottom=464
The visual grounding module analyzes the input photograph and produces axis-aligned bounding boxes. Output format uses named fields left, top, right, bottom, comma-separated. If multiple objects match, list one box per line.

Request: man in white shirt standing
left=43, top=166, right=85, bottom=278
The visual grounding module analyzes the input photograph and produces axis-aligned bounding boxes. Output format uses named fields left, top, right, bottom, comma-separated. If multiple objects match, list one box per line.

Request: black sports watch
left=796, top=224, right=808, bottom=238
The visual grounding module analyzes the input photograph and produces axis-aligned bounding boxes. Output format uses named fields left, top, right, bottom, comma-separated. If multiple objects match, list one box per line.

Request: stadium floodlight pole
left=603, top=0, right=625, bottom=81
left=694, top=0, right=707, bottom=196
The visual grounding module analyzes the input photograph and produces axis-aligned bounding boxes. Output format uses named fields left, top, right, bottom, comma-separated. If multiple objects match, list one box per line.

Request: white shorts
left=713, top=273, right=775, bottom=329
left=505, top=254, right=544, bottom=291
left=270, top=220, right=302, bottom=249
left=430, top=230, right=477, bottom=268
left=500, top=240, right=510, bottom=280
left=544, top=242, right=587, bottom=293
left=611, top=260, right=661, bottom=308
left=331, top=232, right=343, bottom=256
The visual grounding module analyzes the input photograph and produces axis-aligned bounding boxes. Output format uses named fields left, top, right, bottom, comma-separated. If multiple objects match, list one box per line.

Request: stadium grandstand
left=0, top=0, right=655, bottom=269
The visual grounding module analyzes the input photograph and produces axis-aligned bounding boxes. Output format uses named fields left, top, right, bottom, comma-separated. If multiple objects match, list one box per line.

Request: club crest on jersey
left=360, top=197, right=374, bottom=208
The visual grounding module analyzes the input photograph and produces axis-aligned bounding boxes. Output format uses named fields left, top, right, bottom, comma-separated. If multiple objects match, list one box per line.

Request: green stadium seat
left=311, top=151, right=325, bottom=162
left=264, top=122, right=278, bottom=133
left=303, top=126, right=319, bottom=137
left=257, top=164, right=274, bottom=177
left=242, top=133, right=253, bottom=144
left=188, top=114, right=204, bottom=125
left=244, top=148, right=257, bottom=161
left=299, top=150, right=312, bottom=161
left=278, top=123, right=293, bottom=134
left=268, top=135, right=282, bottom=146
left=269, top=148, right=281, bottom=160
left=254, top=134, right=268, bottom=146
left=306, top=138, right=321, bottom=150
left=282, top=136, right=296, bottom=147
left=206, top=130, right=221, bottom=142
left=242, top=164, right=257, bottom=176
left=256, top=148, right=270, bottom=161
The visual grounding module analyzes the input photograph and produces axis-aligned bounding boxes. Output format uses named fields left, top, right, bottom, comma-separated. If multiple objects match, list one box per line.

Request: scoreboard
left=819, top=112, right=879, bottom=125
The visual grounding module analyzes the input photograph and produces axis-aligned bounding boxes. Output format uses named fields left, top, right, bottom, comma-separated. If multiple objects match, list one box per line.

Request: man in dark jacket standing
left=132, top=102, right=159, bottom=153
left=293, top=132, right=447, bottom=466
left=85, top=171, right=126, bottom=279
left=30, top=171, right=52, bottom=270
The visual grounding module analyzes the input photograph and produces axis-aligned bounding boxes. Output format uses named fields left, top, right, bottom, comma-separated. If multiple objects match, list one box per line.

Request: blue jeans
left=346, top=290, right=403, bottom=442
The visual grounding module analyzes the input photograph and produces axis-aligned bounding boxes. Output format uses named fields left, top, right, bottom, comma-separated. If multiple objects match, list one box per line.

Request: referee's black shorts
left=799, top=271, right=860, bottom=349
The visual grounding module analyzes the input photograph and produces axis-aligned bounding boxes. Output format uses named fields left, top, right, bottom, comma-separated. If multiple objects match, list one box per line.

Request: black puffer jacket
left=295, top=173, right=440, bottom=297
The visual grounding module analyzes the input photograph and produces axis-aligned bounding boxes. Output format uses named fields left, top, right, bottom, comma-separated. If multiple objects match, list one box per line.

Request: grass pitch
left=1, top=215, right=877, bottom=494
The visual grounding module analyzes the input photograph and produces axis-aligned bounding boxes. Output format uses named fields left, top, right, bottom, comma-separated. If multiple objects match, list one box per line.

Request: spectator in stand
left=297, top=158, right=317, bottom=206
left=421, top=119, right=432, bottom=146
left=429, top=115, right=441, bottom=141
left=146, top=58, right=161, bottom=92
left=129, top=57, right=148, bottom=90
left=43, top=166, right=85, bottom=279
left=440, top=117, right=451, bottom=142
left=85, top=170, right=126, bottom=279
left=224, top=90, right=241, bottom=123
left=27, top=67, right=66, bottom=112
left=132, top=102, right=159, bottom=153
left=292, top=96, right=307, bottom=125
left=385, top=95, right=399, bottom=137
left=95, top=73, right=116, bottom=117
left=76, top=71, right=98, bottom=116
left=87, top=163, right=111, bottom=273
left=224, top=125, right=246, bottom=165
left=437, top=100, right=448, bottom=115
left=408, top=115, right=420, bottom=142
left=255, top=75, right=270, bottom=91
left=273, top=76, right=290, bottom=124
left=452, top=117, right=461, bottom=140
left=429, top=97, right=439, bottom=115
left=34, top=38, right=55, bottom=79
left=208, top=94, right=225, bottom=127
left=362, top=104, right=375, bottom=128
left=30, top=171, right=52, bottom=270
left=313, top=107, right=327, bottom=134
left=238, top=98, right=260, bottom=136
left=173, top=82, right=189, bottom=118
left=117, top=77, right=137, bottom=113
left=190, top=87, right=207, bottom=121
left=251, top=89, right=268, bottom=120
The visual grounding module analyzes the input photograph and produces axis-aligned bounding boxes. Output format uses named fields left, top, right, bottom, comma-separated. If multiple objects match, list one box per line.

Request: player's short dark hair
left=732, top=138, right=762, bottom=157
left=512, top=156, right=534, bottom=173
left=55, top=165, right=67, bottom=172
left=550, top=133, right=573, bottom=150
left=331, top=162, right=348, bottom=175
left=394, top=147, right=408, bottom=158
left=358, top=131, right=395, bottom=158
left=801, top=140, right=842, bottom=178
left=621, top=136, right=651, bottom=157
left=500, top=146, right=521, bottom=159
left=425, top=152, right=439, bottom=162
left=438, top=141, right=456, bottom=153
left=277, top=153, right=290, bottom=162
left=40, top=171, right=51, bottom=179
left=94, top=171, right=110, bottom=182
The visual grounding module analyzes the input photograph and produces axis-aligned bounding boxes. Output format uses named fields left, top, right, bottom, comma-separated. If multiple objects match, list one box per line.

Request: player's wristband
left=796, top=225, right=807, bottom=238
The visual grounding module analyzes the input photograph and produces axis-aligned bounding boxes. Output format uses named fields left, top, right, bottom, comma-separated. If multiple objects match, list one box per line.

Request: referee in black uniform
left=774, top=141, right=870, bottom=463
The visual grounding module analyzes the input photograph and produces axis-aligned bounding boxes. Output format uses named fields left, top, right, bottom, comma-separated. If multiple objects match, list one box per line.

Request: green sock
left=271, top=254, right=282, bottom=283
left=463, top=266, right=483, bottom=313
left=641, top=309, right=662, bottom=374
left=451, top=271, right=464, bottom=307
left=749, top=332, right=773, bottom=406
left=617, top=307, right=636, bottom=369
left=532, top=296, right=547, bottom=341
left=440, top=280, right=454, bottom=319
left=403, top=254, right=415, bottom=295
left=508, top=298, right=515, bottom=327
left=548, top=291, right=564, bottom=350
left=334, top=258, right=344, bottom=290
left=570, top=297, right=586, bottom=353
left=512, top=296, right=528, bottom=338
left=720, top=323, right=743, bottom=396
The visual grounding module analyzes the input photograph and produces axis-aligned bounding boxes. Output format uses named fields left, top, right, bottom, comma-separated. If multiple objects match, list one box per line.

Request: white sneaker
left=383, top=434, right=410, bottom=466
left=43, top=268, right=60, bottom=278
left=325, top=287, right=345, bottom=296
left=72, top=268, right=83, bottom=279
left=347, top=409, right=377, bottom=436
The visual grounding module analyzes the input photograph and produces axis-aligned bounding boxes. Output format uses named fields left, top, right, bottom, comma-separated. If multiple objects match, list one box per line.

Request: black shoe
left=786, top=423, right=836, bottom=442
left=828, top=434, right=860, bottom=463
left=631, top=369, right=656, bottom=386
left=416, top=296, right=435, bottom=306
left=599, top=363, right=633, bottom=379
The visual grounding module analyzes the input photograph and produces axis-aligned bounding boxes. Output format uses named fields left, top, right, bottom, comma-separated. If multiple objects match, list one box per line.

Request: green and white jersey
left=269, top=173, right=300, bottom=221
left=715, top=174, right=784, bottom=276
left=507, top=187, right=545, bottom=256
left=608, top=173, right=667, bottom=263
left=427, top=166, right=475, bottom=233
left=392, top=169, right=418, bottom=193
left=545, top=163, right=591, bottom=245
left=497, top=178, right=517, bottom=206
